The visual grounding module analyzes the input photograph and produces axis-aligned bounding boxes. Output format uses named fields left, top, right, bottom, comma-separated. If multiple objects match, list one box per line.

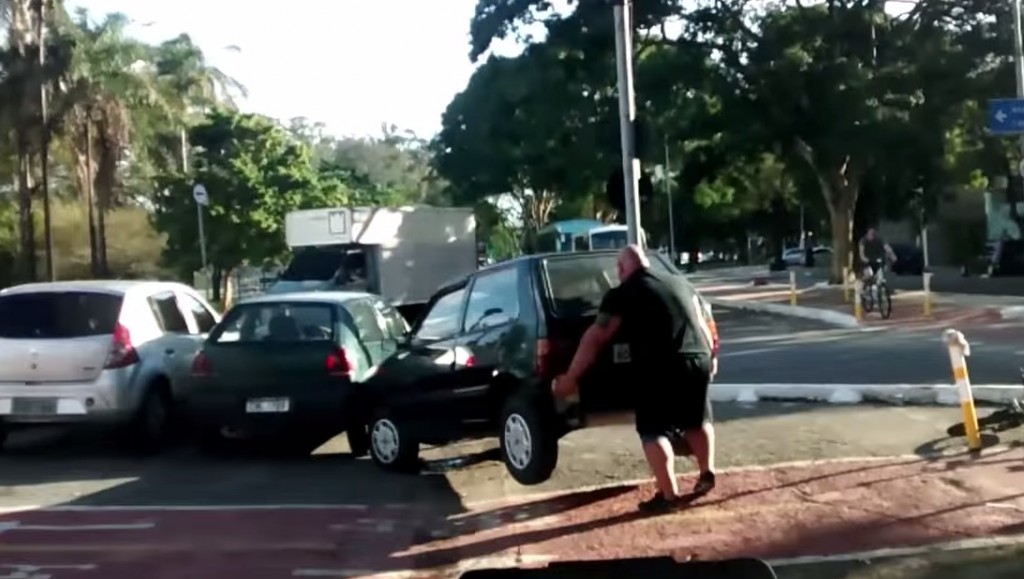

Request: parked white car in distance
left=0, top=280, right=220, bottom=452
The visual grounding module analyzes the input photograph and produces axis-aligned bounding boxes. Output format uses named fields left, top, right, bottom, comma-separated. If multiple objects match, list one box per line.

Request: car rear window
left=210, top=302, right=336, bottom=344
left=541, top=253, right=671, bottom=317
left=0, top=291, right=123, bottom=339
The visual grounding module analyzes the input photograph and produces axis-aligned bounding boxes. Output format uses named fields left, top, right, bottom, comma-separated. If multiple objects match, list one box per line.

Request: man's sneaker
left=692, top=471, right=716, bottom=496
left=638, top=493, right=684, bottom=514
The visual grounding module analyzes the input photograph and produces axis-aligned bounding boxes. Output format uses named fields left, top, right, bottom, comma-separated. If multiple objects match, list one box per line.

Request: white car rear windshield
left=0, top=291, right=123, bottom=339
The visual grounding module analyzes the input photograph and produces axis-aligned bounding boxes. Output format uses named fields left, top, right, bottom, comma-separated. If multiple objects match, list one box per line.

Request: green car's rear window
left=210, top=302, right=335, bottom=344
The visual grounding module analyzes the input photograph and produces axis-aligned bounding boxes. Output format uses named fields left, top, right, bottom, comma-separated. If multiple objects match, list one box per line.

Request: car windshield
left=0, top=291, right=122, bottom=339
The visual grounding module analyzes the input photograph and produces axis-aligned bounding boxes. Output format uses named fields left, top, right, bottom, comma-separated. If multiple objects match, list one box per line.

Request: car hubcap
left=503, top=413, right=532, bottom=470
left=371, top=419, right=400, bottom=464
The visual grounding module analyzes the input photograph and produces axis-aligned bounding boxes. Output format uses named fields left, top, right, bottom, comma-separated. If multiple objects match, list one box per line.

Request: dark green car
left=184, top=291, right=408, bottom=453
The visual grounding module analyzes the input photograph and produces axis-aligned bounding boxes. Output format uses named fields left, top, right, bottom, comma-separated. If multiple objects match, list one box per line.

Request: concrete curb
left=706, top=296, right=861, bottom=328
left=1001, top=305, right=1024, bottom=320
left=711, top=383, right=1024, bottom=405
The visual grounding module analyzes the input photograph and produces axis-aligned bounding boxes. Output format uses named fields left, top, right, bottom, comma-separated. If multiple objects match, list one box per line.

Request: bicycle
left=860, top=259, right=893, bottom=319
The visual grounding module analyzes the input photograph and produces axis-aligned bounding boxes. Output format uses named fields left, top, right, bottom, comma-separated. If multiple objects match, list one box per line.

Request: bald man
left=553, top=245, right=718, bottom=513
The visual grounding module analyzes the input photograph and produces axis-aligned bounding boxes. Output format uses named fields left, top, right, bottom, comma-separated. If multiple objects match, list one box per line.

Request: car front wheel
left=499, top=394, right=559, bottom=486
left=369, top=411, right=419, bottom=472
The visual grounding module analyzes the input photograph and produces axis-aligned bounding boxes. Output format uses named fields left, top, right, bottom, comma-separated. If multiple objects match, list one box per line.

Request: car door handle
left=164, top=349, right=175, bottom=356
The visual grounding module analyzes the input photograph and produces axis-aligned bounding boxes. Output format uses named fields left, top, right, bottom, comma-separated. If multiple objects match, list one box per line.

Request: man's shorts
left=636, top=354, right=713, bottom=442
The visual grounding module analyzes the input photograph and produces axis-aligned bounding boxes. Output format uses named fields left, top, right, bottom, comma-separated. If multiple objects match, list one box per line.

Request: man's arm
left=858, top=240, right=868, bottom=263
left=564, top=313, right=621, bottom=382
left=884, top=242, right=897, bottom=262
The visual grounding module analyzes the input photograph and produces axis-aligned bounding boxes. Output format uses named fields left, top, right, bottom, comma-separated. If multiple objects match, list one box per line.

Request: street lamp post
left=612, top=0, right=643, bottom=246
left=36, top=0, right=55, bottom=281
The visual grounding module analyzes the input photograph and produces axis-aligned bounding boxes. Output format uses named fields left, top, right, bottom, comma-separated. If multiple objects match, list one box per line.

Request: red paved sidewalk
left=2, top=449, right=1023, bottom=578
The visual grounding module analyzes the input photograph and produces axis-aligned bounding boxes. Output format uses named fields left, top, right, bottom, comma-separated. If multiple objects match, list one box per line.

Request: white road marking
left=0, top=564, right=96, bottom=579
left=293, top=554, right=557, bottom=578
left=0, top=521, right=155, bottom=534
left=0, top=504, right=370, bottom=516
left=768, top=532, right=1024, bottom=567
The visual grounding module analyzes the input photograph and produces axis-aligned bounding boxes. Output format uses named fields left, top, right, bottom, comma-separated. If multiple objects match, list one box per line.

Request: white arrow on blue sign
left=987, top=98, right=1024, bottom=135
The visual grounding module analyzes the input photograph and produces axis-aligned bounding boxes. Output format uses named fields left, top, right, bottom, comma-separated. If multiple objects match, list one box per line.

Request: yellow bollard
left=944, top=329, right=981, bottom=451
left=842, top=266, right=851, bottom=303
left=853, top=280, right=863, bottom=321
left=923, top=272, right=933, bottom=318
left=789, top=270, right=798, bottom=307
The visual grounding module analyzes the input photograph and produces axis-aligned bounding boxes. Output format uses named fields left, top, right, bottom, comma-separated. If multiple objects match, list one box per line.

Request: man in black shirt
left=553, top=245, right=719, bottom=512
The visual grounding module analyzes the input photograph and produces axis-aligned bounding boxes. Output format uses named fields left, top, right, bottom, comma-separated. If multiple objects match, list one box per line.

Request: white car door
left=169, top=290, right=221, bottom=386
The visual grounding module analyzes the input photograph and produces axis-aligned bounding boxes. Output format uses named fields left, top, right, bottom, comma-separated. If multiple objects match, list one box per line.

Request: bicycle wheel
left=860, top=285, right=875, bottom=313
left=878, top=283, right=893, bottom=319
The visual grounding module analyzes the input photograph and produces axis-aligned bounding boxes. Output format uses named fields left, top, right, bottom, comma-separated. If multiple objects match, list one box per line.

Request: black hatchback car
left=359, top=250, right=699, bottom=485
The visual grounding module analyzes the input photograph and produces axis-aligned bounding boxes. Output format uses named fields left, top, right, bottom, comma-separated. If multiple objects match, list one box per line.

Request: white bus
left=587, top=224, right=647, bottom=250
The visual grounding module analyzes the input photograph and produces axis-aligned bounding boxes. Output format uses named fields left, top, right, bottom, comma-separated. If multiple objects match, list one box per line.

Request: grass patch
left=774, top=545, right=1024, bottom=579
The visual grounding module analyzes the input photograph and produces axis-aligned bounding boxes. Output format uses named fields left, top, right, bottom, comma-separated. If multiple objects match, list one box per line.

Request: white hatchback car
left=0, top=280, right=220, bottom=452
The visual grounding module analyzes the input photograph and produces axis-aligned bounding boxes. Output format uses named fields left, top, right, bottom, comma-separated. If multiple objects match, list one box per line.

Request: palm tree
left=59, top=9, right=164, bottom=276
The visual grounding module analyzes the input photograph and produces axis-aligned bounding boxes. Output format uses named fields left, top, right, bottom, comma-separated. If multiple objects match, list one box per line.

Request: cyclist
left=858, top=227, right=897, bottom=285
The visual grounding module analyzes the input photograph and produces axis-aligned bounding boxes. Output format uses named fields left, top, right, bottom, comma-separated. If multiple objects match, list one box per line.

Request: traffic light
left=605, top=166, right=654, bottom=213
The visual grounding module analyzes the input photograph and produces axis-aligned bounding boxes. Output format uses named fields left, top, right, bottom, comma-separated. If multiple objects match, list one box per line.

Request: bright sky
left=66, top=0, right=490, bottom=139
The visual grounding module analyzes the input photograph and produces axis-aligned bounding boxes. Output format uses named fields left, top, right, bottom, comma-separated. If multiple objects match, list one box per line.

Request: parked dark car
left=359, top=250, right=708, bottom=485
left=183, top=292, right=408, bottom=453
left=890, top=243, right=924, bottom=276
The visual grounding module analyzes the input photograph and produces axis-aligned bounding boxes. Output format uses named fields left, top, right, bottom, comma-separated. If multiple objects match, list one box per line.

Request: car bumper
left=185, top=389, right=359, bottom=437
left=0, top=373, right=134, bottom=425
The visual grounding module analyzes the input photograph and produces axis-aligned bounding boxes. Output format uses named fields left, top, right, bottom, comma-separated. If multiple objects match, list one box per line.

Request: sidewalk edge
left=710, top=383, right=1024, bottom=405
left=706, top=296, right=860, bottom=328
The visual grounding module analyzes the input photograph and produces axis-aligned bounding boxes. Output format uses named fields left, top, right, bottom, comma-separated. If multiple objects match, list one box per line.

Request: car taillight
left=535, top=338, right=551, bottom=376
left=326, top=347, right=352, bottom=377
left=191, top=351, right=213, bottom=377
left=104, top=323, right=139, bottom=369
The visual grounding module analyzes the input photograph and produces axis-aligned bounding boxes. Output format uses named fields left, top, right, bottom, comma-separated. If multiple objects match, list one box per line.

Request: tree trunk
left=828, top=191, right=856, bottom=284
left=16, top=133, right=36, bottom=282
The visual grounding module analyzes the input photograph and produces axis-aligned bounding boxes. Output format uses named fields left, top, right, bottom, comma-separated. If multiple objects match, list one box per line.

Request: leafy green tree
left=151, top=109, right=345, bottom=281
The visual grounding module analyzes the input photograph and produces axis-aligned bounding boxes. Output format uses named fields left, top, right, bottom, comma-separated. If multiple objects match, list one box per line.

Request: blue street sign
left=987, top=98, right=1024, bottom=135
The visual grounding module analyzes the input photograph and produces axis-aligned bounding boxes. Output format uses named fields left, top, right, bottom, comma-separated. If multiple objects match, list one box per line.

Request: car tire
left=499, top=393, right=559, bottom=486
left=131, top=387, right=172, bottom=454
left=368, top=410, right=419, bottom=472
left=0, top=422, right=7, bottom=451
left=347, top=424, right=370, bottom=458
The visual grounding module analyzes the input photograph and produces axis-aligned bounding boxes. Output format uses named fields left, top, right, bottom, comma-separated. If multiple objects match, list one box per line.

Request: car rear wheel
left=499, top=394, right=558, bottom=486
left=131, top=387, right=172, bottom=454
left=369, top=411, right=419, bottom=472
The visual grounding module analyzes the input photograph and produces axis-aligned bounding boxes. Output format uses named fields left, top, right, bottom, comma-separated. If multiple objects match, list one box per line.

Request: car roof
left=0, top=279, right=189, bottom=297
left=435, top=249, right=637, bottom=293
left=236, top=291, right=376, bottom=306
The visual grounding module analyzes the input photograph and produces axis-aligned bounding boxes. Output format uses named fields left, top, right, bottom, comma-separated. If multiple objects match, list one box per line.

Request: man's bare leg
left=684, top=422, right=716, bottom=494
left=642, top=437, right=679, bottom=499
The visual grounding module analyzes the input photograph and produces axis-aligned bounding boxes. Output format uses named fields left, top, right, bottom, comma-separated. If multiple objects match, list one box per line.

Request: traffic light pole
left=1013, top=0, right=1024, bottom=172
left=613, top=0, right=643, bottom=246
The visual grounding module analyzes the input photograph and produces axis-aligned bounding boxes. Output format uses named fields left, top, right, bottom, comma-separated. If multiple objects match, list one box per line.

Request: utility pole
left=37, top=0, right=55, bottom=281
left=663, top=140, right=676, bottom=260
left=1013, top=0, right=1024, bottom=167
left=612, top=0, right=643, bottom=246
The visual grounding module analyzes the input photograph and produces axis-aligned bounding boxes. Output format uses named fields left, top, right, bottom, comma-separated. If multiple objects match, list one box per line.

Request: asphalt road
left=714, top=308, right=1021, bottom=384
left=0, top=402, right=1017, bottom=510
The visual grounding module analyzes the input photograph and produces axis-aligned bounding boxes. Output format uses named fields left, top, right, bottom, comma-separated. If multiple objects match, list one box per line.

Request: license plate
left=245, top=398, right=290, bottom=413
left=12, top=398, right=58, bottom=415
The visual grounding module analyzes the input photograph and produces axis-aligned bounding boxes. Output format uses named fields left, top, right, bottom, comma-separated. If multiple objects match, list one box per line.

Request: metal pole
left=197, top=202, right=208, bottom=271
left=613, top=1, right=642, bottom=246
left=180, top=127, right=189, bottom=172
left=1013, top=0, right=1024, bottom=164
left=38, top=0, right=54, bottom=281
left=664, top=140, right=676, bottom=260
